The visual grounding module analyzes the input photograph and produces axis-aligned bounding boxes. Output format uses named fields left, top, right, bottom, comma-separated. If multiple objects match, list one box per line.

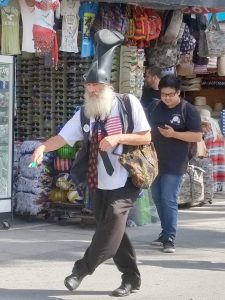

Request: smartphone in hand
left=159, top=124, right=167, bottom=129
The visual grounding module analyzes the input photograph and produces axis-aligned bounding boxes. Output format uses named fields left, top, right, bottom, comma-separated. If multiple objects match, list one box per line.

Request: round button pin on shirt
left=83, top=124, right=90, bottom=133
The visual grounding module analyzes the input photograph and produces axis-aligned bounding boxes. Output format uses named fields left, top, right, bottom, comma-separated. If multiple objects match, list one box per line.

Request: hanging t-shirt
left=59, top=94, right=150, bottom=190
left=1, top=0, right=21, bottom=55
left=60, top=0, right=80, bottom=53
left=79, top=1, right=99, bottom=58
left=19, top=0, right=35, bottom=53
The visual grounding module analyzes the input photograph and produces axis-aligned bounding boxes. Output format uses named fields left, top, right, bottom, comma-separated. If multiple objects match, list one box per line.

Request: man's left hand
left=99, top=135, right=120, bottom=151
left=158, top=125, right=175, bottom=138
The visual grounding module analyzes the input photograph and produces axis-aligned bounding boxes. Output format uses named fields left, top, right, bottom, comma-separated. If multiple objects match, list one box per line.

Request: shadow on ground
left=0, top=289, right=110, bottom=300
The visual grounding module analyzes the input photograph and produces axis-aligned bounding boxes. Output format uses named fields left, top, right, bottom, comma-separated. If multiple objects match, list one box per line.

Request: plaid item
left=87, top=130, right=99, bottom=189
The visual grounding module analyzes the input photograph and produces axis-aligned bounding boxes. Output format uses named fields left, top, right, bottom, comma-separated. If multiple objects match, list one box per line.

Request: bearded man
left=32, top=29, right=151, bottom=297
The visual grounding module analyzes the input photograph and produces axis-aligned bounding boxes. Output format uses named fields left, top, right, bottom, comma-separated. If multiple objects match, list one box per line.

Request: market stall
left=0, top=0, right=225, bottom=222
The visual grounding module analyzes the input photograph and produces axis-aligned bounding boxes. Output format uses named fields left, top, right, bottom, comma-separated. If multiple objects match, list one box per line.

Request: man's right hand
left=31, top=144, right=46, bottom=166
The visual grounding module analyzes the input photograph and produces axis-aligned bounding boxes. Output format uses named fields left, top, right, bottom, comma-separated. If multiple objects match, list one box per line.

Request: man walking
left=32, top=29, right=151, bottom=297
left=147, top=75, right=202, bottom=253
left=141, top=66, right=162, bottom=109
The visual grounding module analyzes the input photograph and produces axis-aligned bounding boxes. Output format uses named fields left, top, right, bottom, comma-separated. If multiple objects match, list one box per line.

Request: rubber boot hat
left=84, top=29, right=124, bottom=84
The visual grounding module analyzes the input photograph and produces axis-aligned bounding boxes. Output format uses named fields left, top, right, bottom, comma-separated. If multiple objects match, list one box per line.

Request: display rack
left=0, top=55, right=15, bottom=229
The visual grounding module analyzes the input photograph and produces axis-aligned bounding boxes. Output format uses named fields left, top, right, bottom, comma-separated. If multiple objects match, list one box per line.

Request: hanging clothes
left=79, top=1, right=99, bottom=58
left=19, top=0, right=35, bottom=53
left=1, top=0, right=21, bottom=55
left=60, top=0, right=80, bottom=53
left=204, top=132, right=225, bottom=193
left=33, top=0, right=60, bottom=65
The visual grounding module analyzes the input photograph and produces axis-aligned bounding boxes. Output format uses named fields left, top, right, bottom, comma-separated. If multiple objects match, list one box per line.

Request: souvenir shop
left=0, top=0, right=225, bottom=227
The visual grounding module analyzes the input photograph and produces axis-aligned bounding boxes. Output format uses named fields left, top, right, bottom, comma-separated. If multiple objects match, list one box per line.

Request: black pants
left=73, top=178, right=141, bottom=286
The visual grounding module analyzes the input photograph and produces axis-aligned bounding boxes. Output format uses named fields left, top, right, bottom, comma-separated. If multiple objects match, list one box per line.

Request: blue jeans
left=151, top=173, right=183, bottom=241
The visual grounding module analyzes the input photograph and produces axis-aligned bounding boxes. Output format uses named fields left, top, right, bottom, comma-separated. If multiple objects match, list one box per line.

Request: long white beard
left=84, top=86, right=115, bottom=120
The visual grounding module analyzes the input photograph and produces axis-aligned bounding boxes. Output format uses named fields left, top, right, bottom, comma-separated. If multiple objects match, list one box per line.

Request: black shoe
left=111, top=282, right=140, bottom=297
left=64, top=272, right=83, bottom=292
left=151, top=234, right=164, bottom=246
left=163, top=238, right=175, bottom=253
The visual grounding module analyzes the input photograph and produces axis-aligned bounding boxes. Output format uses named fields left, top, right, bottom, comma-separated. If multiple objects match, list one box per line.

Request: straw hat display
left=211, top=102, right=224, bottom=119
left=194, top=96, right=212, bottom=113
left=181, top=76, right=202, bottom=91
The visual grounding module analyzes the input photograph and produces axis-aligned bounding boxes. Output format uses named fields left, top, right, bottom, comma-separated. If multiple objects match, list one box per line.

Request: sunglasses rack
left=15, top=52, right=92, bottom=141
left=119, top=46, right=145, bottom=99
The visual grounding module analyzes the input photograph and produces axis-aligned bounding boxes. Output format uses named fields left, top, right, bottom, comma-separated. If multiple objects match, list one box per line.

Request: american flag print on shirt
left=95, top=116, right=123, bottom=137
left=105, top=116, right=123, bottom=135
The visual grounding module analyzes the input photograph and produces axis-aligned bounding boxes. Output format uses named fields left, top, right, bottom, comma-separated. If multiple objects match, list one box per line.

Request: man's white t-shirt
left=59, top=94, right=150, bottom=190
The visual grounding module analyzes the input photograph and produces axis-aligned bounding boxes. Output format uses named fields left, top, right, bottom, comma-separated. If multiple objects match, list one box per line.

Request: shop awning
left=83, top=0, right=225, bottom=10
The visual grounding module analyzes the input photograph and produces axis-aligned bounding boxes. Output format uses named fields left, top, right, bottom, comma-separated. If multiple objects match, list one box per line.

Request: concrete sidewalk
left=0, top=195, right=224, bottom=300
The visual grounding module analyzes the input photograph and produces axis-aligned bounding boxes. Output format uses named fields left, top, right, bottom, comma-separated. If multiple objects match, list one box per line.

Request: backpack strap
left=180, top=99, right=188, bottom=123
left=146, top=99, right=161, bottom=123
left=180, top=99, right=197, bottom=160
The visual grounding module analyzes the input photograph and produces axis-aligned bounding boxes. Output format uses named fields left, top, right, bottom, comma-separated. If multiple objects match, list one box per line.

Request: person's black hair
left=145, top=66, right=163, bottom=79
left=158, top=74, right=181, bottom=91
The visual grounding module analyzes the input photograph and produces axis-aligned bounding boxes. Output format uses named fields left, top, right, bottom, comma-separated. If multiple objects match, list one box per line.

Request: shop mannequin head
left=84, top=83, right=115, bottom=120
left=144, top=67, right=162, bottom=90
left=159, top=75, right=181, bottom=108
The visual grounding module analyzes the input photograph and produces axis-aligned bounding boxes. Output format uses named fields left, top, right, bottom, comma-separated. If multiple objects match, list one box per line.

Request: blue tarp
left=208, top=12, right=225, bottom=21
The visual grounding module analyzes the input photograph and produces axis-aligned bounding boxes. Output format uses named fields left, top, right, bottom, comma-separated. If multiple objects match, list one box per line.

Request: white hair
left=84, top=85, right=115, bottom=120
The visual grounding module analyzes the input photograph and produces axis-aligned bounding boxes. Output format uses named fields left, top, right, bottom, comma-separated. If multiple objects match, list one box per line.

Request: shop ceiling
left=80, top=0, right=225, bottom=9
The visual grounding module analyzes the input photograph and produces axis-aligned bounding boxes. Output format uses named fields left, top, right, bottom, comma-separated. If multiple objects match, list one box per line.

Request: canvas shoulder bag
left=114, top=94, right=158, bottom=189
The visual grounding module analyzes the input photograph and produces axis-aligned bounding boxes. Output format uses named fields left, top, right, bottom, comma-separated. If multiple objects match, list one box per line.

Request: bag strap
left=116, top=93, right=134, bottom=133
left=113, top=93, right=134, bottom=155
left=180, top=99, right=198, bottom=160
left=147, top=99, right=160, bottom=115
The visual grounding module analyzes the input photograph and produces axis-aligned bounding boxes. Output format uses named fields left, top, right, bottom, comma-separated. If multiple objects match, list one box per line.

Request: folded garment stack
left=15, top=141, right=54, bottom=216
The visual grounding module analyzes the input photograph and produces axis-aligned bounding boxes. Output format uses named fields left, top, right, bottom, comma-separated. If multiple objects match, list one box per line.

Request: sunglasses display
left=15, top=53, right=92, bottom=140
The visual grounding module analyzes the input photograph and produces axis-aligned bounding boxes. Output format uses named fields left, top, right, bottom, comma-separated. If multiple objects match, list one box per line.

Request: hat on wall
left=84, top=29, right=124, bottom=84
left=180, top=76, right=202, bottom=91
left=211, top=102, right=224, bottom=119
left=194, top=96, right=212, bottom=113
left=199, top=109, right=211, bottom=123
